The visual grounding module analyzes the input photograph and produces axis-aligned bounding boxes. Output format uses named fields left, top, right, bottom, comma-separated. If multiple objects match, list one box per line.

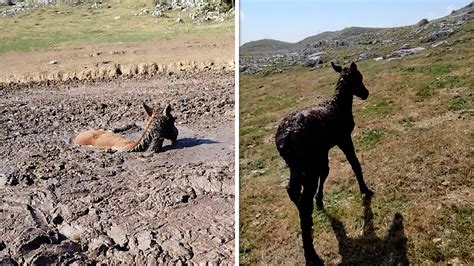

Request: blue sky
left=240, top=0, right=471, bottom=44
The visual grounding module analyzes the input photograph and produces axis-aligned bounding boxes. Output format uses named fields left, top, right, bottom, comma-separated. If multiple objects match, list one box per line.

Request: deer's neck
left=128, top=115, right=162, bottom=152
left=330, top=77, right=353, bottom=116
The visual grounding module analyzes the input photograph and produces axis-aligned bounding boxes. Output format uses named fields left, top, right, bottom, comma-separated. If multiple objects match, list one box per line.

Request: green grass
left=449, top=95, right=468, bottom=111
left=400, top=65, right=454, bottom=75
left=356, top=128, right=384, bottom=149
left=0, top=3, right=233, bottom=52
left=359, top=98, right=391, bottom=118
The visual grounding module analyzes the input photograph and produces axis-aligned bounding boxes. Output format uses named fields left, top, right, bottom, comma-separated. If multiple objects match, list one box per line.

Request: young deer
left=275, top=62, right=374, bottom=264
left=74, top=103, right=178, bottom=152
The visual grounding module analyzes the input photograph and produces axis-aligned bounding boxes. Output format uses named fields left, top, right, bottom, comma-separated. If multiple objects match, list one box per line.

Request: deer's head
left=332, top=62, right=369, bottom=100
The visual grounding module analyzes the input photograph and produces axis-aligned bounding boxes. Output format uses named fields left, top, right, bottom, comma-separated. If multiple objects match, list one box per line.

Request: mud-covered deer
left=275, top=62, right=374, bottom=264
left=74, top=103, right=178, bottom=152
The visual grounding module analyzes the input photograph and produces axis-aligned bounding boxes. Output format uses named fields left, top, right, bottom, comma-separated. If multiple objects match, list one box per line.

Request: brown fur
left=73, top=103, right=178, bottom=152
left=73, top=130, right=137, bottom=151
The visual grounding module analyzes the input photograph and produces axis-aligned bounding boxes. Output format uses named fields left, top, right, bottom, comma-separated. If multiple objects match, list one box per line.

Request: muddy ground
left=0, top=71, right=234, bottom=265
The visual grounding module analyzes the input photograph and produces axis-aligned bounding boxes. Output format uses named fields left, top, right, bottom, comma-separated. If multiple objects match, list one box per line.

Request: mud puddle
left=0, top=71, right=235, bottom=264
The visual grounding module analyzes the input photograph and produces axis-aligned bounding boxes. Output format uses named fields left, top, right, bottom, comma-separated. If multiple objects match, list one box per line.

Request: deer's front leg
left=149, top=138, right=164, bottom=153
left=338, top=138, right=374, bottom=196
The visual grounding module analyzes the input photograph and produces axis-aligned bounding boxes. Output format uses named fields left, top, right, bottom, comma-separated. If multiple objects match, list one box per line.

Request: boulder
left=388, top=47, right=426, bottom=58
left=422, top=28, right=454, bottom=42
left=304, top=52, right=325, bottom=67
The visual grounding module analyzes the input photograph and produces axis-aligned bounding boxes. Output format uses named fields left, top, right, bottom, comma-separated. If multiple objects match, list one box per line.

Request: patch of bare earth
left=0, top=71, right=235, bottom=264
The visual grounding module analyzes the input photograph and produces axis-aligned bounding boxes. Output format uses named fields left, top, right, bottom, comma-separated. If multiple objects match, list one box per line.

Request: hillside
left=240, top=3, right=473, bottom=74
left=240, top=39, right=294, bottom=54
left=240, top=3, right=473, bottom=265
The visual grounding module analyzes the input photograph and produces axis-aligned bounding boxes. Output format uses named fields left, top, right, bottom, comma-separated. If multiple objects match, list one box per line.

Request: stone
left=107, top=224, right=128, bottom=247
left=388, top=47, right=426, bottom=58
left=358, top=52, right=378, bottom=61
left=422, top=28, right=454, bottom=42
left=416, top=18, right=429, bottom=27
left=304, top=52, right=325, bottom=67
left=431, top=41, right=448, bottom=48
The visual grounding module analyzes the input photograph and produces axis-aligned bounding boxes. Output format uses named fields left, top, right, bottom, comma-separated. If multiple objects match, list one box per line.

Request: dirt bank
left=0, top=35, right=234, bottom=85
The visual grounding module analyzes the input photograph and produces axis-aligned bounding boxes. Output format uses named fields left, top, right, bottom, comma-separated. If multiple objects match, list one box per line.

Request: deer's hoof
left=305, top=254, right=324, bottom=266
left=362, top=189, right=374, bottom=199
left=316, top=200, right=324, bottom=211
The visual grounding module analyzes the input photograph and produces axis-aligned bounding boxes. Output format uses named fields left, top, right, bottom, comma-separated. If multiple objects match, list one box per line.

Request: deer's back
left=73, top=130, right=136, bottom=151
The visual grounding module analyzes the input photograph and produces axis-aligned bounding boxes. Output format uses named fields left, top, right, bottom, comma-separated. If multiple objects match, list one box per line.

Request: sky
left=240, top=0, right=471, bottom=44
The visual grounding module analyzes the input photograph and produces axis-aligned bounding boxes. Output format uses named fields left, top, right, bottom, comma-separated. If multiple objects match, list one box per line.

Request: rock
left=58, top=223, right=85, bottom=242
left=304, top=52, right=325, bottom=67
left=416, top=18, right=429, bottom=27
left=153, top=10, right=162, bottom=17
left=373, top=56, right=384, bottom=61
left=388, top=47, right=426, bottom=58
left=114, top=16, right=121, bottom=20
left=135, top=231, right=153, bottom=251
left=400, top=43, right=410, bottom=49
left=422, top=28, right=454, bottom=42
left=49, top=61, right=58, bottom=65
left=0, top=257, right=17, bottom=266
left=431, top=40, right=448, bottom=48
left=90, top=2, right=101, bottom=9
left=107, top=224, right=128, bottom=247
left=136, top=8, right=149, bottom=16
left=358, top=52, right=378, bottom=61
left=176, top=18, right=183, bottom=23
left=89, top=235, right=113, bottom=256
left=387, top=57, right=401, bottom=62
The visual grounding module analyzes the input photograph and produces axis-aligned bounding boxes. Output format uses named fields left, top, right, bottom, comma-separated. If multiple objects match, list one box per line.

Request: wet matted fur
left=275, top=62, right=374, bottom=264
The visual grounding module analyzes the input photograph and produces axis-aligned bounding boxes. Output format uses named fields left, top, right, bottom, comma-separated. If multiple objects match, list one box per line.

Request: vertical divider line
left=234, top=0, right=240, bottom=264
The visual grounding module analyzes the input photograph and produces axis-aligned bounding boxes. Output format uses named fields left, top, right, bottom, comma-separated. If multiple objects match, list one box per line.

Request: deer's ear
left=331, top=62, right=342, bottom=73
left=143, top=103, right=153, bottom=117
left=350, top=62, right=358, bottom=71
left=163, top=104, right=172, bottom=116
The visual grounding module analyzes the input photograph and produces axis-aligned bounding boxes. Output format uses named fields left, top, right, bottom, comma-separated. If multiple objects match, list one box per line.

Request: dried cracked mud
left=0, top=71, right=234, bottom=265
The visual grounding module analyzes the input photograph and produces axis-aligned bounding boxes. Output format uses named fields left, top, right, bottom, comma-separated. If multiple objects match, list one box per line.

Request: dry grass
left=240, top=20, right=474, bottom=264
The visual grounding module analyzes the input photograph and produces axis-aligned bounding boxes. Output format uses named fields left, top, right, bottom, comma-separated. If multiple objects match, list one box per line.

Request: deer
left=275, top=62, right=374, bottom=264
left=74, top=103, right=178, bottom=153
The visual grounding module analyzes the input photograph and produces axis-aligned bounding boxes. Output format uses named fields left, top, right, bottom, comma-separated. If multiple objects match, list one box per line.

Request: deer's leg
left=298, top=175, right=323, bottom=265
left=315, top=157, right=329, bottom=210
left=287, top=167, right=303, bottom=206
left=112, top=123, right=137, bottom=133
left=338, top=138, right=374, bottom=196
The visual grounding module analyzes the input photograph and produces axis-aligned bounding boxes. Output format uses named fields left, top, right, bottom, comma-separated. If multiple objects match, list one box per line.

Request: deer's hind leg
left=298, top=168, right=323, bottom=265
left=315, top=156, right=329, bottom=210
left=287, top=167, right=303, bottom=206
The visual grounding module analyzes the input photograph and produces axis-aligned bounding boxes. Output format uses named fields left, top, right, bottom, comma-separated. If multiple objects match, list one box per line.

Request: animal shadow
left=323, top=197, right=409, bottom=265
left=161, top=137, right=219, bottom=152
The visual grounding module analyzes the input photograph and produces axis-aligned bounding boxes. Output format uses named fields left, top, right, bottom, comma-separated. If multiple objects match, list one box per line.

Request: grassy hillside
left=0, top=2, right=233, bottom=52
left=240, top=39, right=294, bottom=54
left=240, top=19, right=473, bottom=264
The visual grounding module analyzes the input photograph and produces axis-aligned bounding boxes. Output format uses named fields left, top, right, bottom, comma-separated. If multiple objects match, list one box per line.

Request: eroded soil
left=0, top=35, right=234, bottom=84
left=0, top=71, right=234, bottom=264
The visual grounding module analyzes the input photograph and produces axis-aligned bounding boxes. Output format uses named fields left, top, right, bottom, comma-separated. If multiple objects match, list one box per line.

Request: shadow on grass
left=324, top=196, right=409, bottom=265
